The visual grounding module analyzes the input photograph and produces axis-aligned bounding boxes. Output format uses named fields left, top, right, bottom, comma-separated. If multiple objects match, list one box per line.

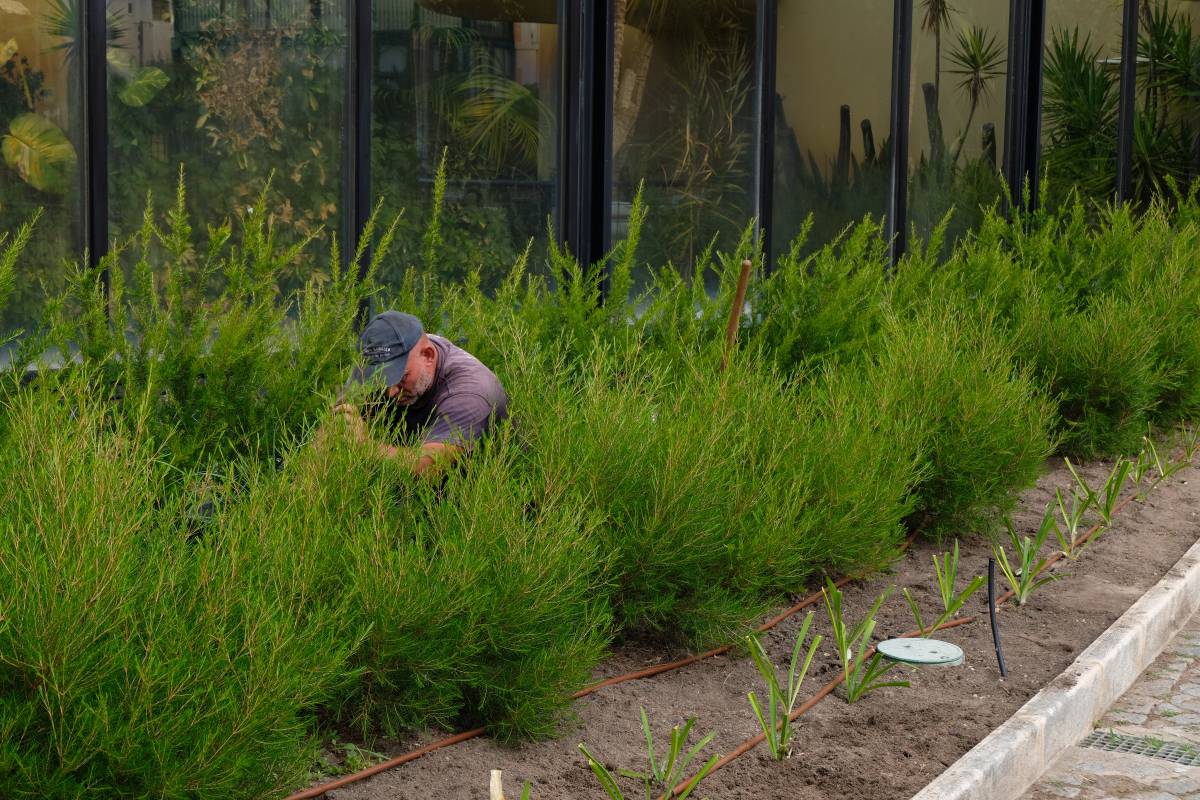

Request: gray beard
left=396, top=370, right=434, bottom=406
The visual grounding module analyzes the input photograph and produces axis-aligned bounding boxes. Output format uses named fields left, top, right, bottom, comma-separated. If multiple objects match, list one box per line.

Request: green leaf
left=2, top=113, right=76, bottom=194
left=118, top=66, right=169, bottom=108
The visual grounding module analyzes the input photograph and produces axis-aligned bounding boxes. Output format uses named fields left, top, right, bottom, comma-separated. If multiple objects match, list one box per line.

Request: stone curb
left=909, top=535, right=1200, bottom=800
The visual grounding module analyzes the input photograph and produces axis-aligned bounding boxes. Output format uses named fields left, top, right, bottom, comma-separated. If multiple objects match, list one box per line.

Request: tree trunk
left=862, top=119, right=876, bottom=166
left=922, top=81, right=945, bottom=166
left=836, top=105, right=851, bottom=186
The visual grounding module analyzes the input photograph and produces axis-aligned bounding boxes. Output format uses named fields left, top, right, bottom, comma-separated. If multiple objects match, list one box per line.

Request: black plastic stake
left=989, top=557, right=1008, bottom=678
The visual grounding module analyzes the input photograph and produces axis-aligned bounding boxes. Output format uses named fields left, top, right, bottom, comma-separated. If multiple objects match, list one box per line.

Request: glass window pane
left=373, top=1, right=559, bottom=292
left=610, top=0, right=758, bottom=277
left=908, top=0, right=1009, bottom=247
left=0, top=0, right=83, bottom=346
left=773, top=1, right=894, bottom=260
left=108, top=0, right=350, bottom=290
left=1040, top=0, right=1123, bottom=209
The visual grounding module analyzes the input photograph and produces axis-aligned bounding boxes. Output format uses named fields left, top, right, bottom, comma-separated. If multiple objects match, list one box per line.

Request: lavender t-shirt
left=374, top=335, right=508, bottom=448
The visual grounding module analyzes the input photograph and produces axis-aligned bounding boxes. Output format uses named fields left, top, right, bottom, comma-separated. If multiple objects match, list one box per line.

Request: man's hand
left=332, top=402, right=369, bottom=444
left=376, top=441, right=463, bottom=477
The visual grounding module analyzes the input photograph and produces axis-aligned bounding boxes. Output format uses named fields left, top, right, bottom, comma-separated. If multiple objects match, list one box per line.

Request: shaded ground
left=1022, top=609, right=1200, bottom=799
left=317, top=457, right=1200, bottom=800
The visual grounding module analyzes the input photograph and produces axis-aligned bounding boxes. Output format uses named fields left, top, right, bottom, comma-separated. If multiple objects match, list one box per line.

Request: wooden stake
left=490, top=769, right=505, bottom=800
left=721, top=258, right=753, bottom=372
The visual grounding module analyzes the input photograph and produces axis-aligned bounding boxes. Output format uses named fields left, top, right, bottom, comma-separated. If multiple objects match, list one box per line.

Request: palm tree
left=947, top=24, right=1006, bottom=166
left=921, top=0, right=955, bottom=101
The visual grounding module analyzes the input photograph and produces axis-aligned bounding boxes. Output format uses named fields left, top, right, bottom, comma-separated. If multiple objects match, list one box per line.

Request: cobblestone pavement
left=1022, top=613, right=1200, bottom=799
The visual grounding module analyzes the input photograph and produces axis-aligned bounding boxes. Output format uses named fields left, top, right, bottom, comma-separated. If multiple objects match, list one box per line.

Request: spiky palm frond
left=948, top=25, right=1006, bottom=109
left=42, top=0, right=127, bottom=65
left=453, top=51, right=551, bottom=172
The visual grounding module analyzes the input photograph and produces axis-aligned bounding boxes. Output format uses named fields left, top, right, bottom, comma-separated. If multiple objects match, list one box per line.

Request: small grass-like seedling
left=1053, top=486, right=1090, bottom=560
left=823, top=577, right=909, bottom=703
left=745, top=612, right=822, bottom=760
left=1179, top=423, right=1200, bottom=464
left=1063, top=457, right=1099, bottom=516
left=1131, top=444, right=1156, bottom=501
left=902, top=541, right=985, bottom=637
left=992, top=512, right=1059, bottom=605
left=578, top=707, right=718, bottom=800
left=1131, top=435, right=1190, bottom=501
left=1098, top=457, right=1133, bottom=526
left=1066, top=456, right=1130, bottom=528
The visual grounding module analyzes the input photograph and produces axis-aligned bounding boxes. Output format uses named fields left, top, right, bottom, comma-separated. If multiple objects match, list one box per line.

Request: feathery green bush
left=2, top=175, right=1200, bottom=799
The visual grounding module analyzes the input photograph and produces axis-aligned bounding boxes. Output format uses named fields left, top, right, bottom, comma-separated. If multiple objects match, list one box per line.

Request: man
left=333, top=310, right=508, bottom=477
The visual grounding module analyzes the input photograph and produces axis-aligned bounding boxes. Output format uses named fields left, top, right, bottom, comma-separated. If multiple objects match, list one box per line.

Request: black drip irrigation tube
left=989, top=557, right=1008, bottom=678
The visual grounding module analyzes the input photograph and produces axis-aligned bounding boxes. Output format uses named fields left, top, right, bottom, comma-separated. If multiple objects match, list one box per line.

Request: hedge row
left=1, top=183, right=1198, bottom=799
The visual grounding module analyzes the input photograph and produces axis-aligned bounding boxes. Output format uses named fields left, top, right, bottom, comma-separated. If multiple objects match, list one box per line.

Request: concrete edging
left=909, top=535, right=1200, bottom=800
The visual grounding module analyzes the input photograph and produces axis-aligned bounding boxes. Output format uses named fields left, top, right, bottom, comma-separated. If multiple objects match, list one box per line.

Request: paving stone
left=1021, top=612, right=1200, bottom=800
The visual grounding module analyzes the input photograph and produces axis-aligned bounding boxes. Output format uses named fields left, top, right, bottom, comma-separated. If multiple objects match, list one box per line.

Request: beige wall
left=776, top=1, right=895, bottom=174
left=778, top=0, right=1200, bottom=175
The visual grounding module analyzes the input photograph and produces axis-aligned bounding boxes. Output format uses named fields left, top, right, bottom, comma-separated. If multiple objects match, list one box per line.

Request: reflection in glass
left=0, top=0, right=82, bottom=342
left=610, top=0, right=757, bottom=274
left=1043, top=1, right=1200, bottom=209
left=908, top=0, right=1008, bottom=248
left=772, top=1, right=894, bottom=260
left=107, top=0, right=349, bottom=289
left=1040, top=1, right=1123, bottom=209
left=373, top=0, right=558, bottom=292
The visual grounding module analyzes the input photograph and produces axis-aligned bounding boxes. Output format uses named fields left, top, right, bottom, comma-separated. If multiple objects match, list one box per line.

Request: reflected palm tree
left=947, top=24, right=1005, bottom=166
left=42, top=0, right=127, bottom=66
left=921, top=0, right=954, bottom=100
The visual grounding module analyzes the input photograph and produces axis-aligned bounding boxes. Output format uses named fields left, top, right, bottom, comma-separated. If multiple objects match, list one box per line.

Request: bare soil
left=320, top=457, right=1200, bottom=800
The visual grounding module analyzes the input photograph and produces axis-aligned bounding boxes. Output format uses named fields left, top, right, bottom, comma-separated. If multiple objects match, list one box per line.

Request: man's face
left=386, top=341, right=436, bottom=406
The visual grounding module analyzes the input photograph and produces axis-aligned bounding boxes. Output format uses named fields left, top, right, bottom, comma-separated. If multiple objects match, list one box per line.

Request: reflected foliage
left=1043, top=1, right=1200, bottom=209
left=613, top=0, right=757, bottom=271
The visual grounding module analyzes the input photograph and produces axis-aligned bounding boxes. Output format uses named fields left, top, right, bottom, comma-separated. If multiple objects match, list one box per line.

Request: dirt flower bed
left=322, top=457, right=1200, bottom=800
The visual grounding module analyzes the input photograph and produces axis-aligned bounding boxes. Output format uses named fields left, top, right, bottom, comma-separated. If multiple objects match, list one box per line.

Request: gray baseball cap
left=348, top=311, right=425, bottom=390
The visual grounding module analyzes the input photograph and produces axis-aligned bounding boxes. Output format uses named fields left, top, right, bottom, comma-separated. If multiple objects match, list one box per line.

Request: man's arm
left=330, top=403, right=461, bottom=477
left=378, top=441, right=464, bottom=477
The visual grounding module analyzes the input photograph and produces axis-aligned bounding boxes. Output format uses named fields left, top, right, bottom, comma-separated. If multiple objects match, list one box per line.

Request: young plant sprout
left=745, top=612, right=822, bottom=760
left=578, top=707, right=718, bottom=800
left=1131, top=444, right=1156, bottom=501
left=992, top=512, right=1059, bottom=605
left=902, top=541, right=985, bottom=637
left=1098, top=457, right=1132, bottom=527
left=1179, top=422, right=1200, bottom=463
left=1053, top=486, right=1090, bottom=560
left=1063, top=457, right=1099, bottom=516
left=1132, top=435, right=1187, bottom=501
left=1066, top=456, right=1131, bottom=527
left=822, top=577, right=910, bottom=703
left=1149, top=434, right=1189, bottom=484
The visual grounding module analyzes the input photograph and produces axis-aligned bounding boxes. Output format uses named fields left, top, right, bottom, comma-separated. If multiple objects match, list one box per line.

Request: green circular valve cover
left=877, top=637, right=964, bottom=666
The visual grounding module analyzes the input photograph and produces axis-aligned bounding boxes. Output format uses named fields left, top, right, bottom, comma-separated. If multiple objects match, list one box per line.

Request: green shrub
left=752, top=217, right=891, bottom=371
left=1016, top=289, right=1160, bottom=458
left=0, top=377, right=358, bottom=800
left=341, top=423, right=612, bottom=741
left=32, top=180, right=395, bottom=473
left=868, top=304, right=1056, bottom=536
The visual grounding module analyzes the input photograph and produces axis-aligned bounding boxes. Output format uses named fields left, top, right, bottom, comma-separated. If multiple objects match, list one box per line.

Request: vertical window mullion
left=887, top=0, right=913, bottom=267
